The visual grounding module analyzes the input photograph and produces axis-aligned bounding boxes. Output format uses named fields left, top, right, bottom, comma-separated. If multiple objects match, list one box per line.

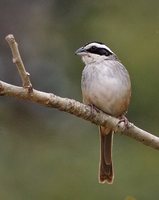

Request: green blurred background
left=0, top=0, right=159, bottom=199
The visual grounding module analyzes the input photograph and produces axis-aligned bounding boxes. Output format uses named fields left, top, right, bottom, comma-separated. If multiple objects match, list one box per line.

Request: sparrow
left=75, top=42, right=131, bottom=184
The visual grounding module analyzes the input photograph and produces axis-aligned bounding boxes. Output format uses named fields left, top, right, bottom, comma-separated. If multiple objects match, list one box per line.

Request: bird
left=75, top=42, right=131, bottom=184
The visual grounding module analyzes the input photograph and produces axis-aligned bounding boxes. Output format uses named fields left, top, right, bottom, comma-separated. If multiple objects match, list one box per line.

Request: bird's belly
left=82, top=77, right=130, bottom=117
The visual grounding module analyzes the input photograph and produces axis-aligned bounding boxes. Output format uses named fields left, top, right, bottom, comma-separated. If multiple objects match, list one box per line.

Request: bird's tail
left=99, top=126, right=114, bottom=184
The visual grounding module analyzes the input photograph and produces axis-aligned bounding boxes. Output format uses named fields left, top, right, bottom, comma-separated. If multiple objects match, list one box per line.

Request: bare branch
left=5, top=34, right=32, bottom=91
left=1, top=34, right=159, bottom=151
left=0, top=80, right=159, bottom=150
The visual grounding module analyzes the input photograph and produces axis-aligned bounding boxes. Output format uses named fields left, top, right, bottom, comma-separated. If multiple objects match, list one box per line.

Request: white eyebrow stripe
left=84, top=42, right=114, bottom=54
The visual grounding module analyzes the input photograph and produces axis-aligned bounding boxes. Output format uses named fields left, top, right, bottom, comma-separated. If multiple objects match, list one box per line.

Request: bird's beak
left=75, top=47, right=87, bottom=55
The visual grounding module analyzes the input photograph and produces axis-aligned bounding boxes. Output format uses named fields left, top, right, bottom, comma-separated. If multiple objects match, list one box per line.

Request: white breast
left=81, top=60, right=131, bottom=116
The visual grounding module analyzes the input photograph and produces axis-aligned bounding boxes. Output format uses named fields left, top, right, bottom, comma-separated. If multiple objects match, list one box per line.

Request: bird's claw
left=118, top=115, right=130, bottom=130
left=89, top=104, right=100, bottom=113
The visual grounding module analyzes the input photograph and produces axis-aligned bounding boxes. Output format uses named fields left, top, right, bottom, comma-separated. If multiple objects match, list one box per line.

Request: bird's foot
left=118, top=115, right=130, bottom=129
left=89, top=104, right=101, bottom=113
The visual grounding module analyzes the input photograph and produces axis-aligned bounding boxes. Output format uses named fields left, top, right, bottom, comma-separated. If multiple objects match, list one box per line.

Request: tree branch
left=5, top=34, right=32, bottom=91
left=1, top=34, right=159, bottom=150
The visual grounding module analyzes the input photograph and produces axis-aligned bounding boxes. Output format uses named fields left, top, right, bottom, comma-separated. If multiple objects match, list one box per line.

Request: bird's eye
left=87, top=46, right=98, bottom=53
left=90, top=46, right=97, bottom=50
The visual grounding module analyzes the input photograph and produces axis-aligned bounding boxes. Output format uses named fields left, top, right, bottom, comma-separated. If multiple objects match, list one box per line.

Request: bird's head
left=75, top=42, right=117, bottom=65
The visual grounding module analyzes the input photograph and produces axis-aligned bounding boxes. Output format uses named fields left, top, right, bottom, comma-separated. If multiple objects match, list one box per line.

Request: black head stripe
left=87, top=46, right=113, bottom=56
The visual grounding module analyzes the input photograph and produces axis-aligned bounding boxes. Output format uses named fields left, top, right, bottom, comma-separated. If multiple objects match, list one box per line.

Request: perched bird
left=75, top=42, right=131, bottom=184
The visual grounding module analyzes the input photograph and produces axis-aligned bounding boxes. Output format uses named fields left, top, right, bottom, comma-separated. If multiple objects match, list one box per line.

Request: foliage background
left=0, top=0, right=159, bottom=199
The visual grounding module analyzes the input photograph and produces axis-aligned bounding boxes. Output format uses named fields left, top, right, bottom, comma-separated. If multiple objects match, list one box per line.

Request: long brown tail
left=99, top=126, right=114, bottom=184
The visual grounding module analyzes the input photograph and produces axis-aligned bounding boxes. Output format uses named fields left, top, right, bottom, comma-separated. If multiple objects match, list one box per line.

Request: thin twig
left=5, top=34, right=33, bottom=91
